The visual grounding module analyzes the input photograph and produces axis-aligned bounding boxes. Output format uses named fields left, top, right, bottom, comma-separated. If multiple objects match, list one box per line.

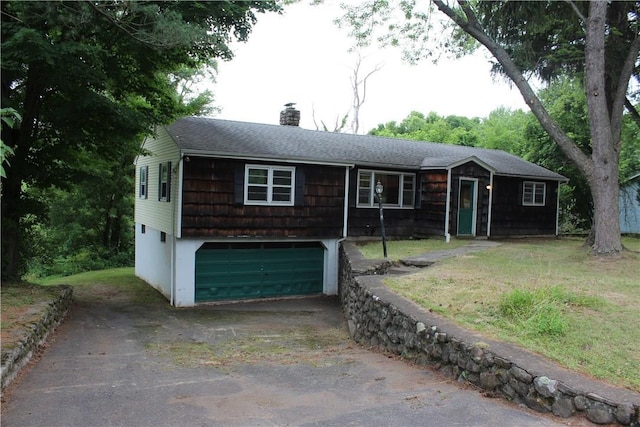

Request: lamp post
left=375, top=180, right=388, bottom=259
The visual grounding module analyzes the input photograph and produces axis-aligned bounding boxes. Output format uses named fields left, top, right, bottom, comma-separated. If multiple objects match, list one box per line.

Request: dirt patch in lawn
left=1, top=283, right=62, bottom=356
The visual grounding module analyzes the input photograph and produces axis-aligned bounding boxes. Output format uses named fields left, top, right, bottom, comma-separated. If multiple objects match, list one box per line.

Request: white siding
left=135, top=224, right=172, bottom=300
left=134, top=128, right=181, bottom=303
left=134, top=128, right=181, bottom=234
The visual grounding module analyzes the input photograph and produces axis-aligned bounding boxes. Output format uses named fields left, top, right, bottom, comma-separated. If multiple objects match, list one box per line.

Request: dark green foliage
left=476, top=2, right=639, bottom=95
left=370, top=111, right=480, bottom=146
left=1, top=0, right=280, bottom=280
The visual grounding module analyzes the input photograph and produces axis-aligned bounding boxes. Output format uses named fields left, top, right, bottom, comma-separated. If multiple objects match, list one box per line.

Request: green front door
left=457, top=180, right=476, bottom=235
left=195, top=242, right=324, bottom=302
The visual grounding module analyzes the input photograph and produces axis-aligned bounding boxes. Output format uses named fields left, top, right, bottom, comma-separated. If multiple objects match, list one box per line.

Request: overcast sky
left=210, top=1, right=530, bottom=133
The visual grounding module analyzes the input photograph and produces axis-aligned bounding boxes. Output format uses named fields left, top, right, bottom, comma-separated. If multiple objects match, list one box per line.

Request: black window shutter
left=144, top=166, right=149, bottom=199
left=415, top=174, right=422, bottom=208
left=518, top=180, right=524, bottom=205
left=158, top=163, right=163, bottom=201
left=295, top=168, right=305, bottom=206
left=348, top=169, right=357, bottom=207
left=234, top=164, right=244, bottom=205
left=166, top=161, right=171, bottom=202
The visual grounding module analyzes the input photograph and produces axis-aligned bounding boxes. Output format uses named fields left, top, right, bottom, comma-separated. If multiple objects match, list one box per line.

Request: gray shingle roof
left=165, top=117, right=567, bottom=181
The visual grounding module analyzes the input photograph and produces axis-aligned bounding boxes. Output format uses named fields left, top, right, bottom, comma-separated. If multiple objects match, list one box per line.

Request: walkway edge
left=338, top=241, right=640, bottom=426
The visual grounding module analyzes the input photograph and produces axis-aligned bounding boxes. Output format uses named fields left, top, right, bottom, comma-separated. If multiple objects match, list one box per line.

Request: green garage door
left=195, top=242, right=324, bottom=302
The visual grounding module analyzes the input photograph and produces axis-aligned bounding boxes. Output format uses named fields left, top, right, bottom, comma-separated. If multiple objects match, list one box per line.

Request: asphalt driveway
left=1, top=288, right=565, bottom=426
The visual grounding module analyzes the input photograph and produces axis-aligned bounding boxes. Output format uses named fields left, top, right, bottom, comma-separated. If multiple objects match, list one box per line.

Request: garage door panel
left=195, top=243, right=324, bottom=302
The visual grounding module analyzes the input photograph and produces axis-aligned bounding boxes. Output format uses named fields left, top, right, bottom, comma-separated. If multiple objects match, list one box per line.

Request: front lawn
left=356, top=237, right=468, bottom=260
left=374, top=236, right=639, bottom=391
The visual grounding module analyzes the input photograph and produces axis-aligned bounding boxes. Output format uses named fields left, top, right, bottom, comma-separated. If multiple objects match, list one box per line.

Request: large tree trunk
left=1, top=143, right=25, bottom=280
left=1, top=67, right=44, bottom=280
left=584, top=2, right=622, bottom=255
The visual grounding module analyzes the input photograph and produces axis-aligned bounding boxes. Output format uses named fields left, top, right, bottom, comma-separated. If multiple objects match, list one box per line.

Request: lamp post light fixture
left=375, top=180, right=388, bottom=259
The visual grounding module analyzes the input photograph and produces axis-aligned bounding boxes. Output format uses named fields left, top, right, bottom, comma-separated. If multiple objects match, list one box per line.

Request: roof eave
left=179, top=149, right=355, bottom=168
left=495, top=172, right=569, bottom=182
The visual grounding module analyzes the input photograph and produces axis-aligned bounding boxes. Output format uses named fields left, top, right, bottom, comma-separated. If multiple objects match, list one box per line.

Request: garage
left=195, top=242, right=325, bottom=302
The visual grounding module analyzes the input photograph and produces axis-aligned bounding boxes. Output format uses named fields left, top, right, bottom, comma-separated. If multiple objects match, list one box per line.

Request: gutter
left=487, top=172, right=494, bottom=238
left=343, top=166, right=351, bottom=238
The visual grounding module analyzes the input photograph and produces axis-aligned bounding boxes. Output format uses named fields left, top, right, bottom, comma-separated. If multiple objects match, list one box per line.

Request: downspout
left=342, top=166, right=351, bottom=239
left=170, top=191, right=175, bottom=306
left=486, top=172, right=494, bottom=238
left=444, top=168, right=452, bottom=242
left=170, top=154, right=185, bottom=306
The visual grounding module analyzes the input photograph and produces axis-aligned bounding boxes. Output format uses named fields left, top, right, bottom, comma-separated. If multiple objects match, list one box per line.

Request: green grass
left=384, top=236, right=640, bottom=391
left=357, top=237, right=468, bottom=260
left=35, top=267, right=166, bottom=304
left=36, top=267, right=136, bottom=286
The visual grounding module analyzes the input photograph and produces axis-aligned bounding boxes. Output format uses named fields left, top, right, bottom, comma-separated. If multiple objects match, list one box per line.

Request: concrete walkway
left=400, top=240, right=501, bottom=267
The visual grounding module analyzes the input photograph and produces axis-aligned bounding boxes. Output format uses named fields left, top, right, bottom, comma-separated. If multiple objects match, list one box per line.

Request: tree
left=0, top=108, right=20, bottom=179
left=311, top=54, right=381, bottom=134
left=521, top=78, right=593, bottom=233
left=349, top=54, right=382, bottom=134
left=338, top=1, right=640, bottom=255
left=476, top=107, right=529, bottom=154
left=1, top=1, right=280, bottom=280
left=371, top=110, right=480, bottom=145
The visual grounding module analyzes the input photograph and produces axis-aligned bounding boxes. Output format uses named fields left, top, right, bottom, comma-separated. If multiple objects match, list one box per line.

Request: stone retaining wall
left=338, top=242, right=639, bottom=426
left=1, top=286, right=73, bottom=391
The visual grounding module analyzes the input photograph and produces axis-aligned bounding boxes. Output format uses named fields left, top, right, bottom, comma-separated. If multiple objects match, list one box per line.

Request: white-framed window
left=523, top=181, right=546, bottom=206
left=245, top=164, right=295, bottom=206
left=158, top=162, right=171, bottom=202
left=139, top=166, right=148, bottom=199
left=357, top=170, right=415, bottom=208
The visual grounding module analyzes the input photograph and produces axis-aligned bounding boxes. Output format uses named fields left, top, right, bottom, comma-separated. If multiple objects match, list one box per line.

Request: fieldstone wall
left=1, top=286, right=73, bottom=391
left=338, top=242, right=640, bottom=426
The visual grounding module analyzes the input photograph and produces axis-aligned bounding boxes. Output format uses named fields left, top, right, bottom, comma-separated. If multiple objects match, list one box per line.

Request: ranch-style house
left=134, top=107, right=567, bottom=306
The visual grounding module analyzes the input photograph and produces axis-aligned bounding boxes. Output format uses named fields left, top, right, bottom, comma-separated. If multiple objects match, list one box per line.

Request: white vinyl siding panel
left=134, top=128, right=181, bottom=234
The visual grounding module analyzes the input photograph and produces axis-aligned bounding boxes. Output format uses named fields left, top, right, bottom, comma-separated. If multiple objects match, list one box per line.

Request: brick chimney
left=280, top=103, right=300, bottom=126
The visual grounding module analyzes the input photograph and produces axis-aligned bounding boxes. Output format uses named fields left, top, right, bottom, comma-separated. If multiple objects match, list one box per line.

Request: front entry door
left=457, top=179, right=476, bottom=236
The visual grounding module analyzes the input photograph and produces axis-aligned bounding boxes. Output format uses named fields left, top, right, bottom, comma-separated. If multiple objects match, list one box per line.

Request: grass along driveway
left=364, top=237, right=639, bottom=392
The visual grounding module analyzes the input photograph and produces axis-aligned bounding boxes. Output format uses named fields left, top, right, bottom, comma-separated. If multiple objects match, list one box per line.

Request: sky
left=210, top=1, right=530, bottom=133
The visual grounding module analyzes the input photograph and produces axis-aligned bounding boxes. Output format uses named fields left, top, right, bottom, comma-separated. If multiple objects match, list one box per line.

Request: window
left=357, top=170, right=415, bottom=208
left=160, top=231, right=166, bottom=242
left=141, top=224, right=146, bottom=234
left=139, top=166, right=148, bottom=199
left=245, top=165, right=295, bottom=205
left=158, top=162, right=171, bottom=201
left=523, top=181, right=546, bottom=206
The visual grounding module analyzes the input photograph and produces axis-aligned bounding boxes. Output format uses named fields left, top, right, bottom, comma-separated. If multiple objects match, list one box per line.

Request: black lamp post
left=375, top=180, right=388, bottom=259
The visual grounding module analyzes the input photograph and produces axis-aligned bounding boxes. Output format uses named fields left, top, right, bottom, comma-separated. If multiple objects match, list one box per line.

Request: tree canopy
left=1, top=0, right=280, bottom=280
